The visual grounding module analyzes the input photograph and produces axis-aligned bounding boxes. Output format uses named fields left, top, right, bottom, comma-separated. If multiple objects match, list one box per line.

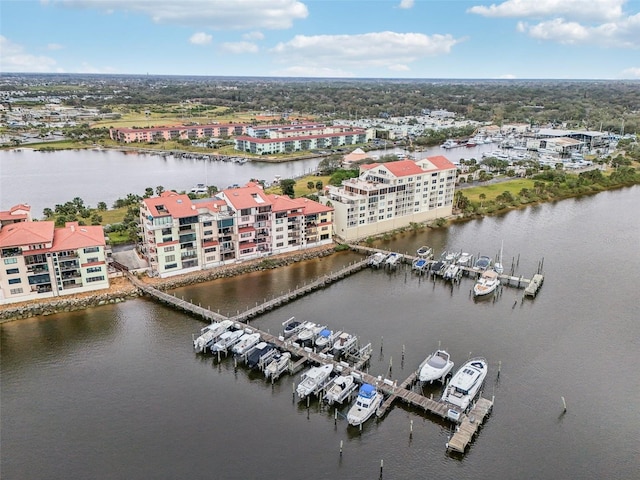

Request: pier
left=127, top=252, right=495, bottom=455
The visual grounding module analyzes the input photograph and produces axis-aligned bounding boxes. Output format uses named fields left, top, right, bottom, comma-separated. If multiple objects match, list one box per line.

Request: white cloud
left=399, top=0, right=415, bottom=9
left=47, top=43, right=64, bottom=50
left=497, top=73, right=517, bottom=79
left=56, top=0, right=308, bottom=30
left=272, top=32, right=462, bottom=71
left=388, top=64, right=410, bottom=71
left=620, top=67, right=640, bottom=78
left=271, top=65, right=356, bottom=78
left=0, top=36, right=59, bottom=72
left=468, top=0, right=625, bottom=22
left=190, top=32, right=212, bottom=45
left=220, top=41, right=258, bottom=54
left=520, top=13, right=640, bottom=47
left=243, top=31, right=264, bottom=40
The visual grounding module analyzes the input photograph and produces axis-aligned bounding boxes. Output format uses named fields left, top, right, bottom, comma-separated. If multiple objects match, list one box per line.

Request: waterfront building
left=0, top=204, right=32, bottom=227
left=139, top=186, right=333, bottom=278
left=323, top=156, right=457, bottom=242
left=109, top=123, right=248, bottom=143
left=234, top=123, right=370, bottom=155
left=0, top=217, right=109, bottom=305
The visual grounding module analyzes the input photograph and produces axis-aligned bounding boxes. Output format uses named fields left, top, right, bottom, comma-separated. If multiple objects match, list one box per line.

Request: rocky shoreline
left=0, top=244, right=339, bottom=322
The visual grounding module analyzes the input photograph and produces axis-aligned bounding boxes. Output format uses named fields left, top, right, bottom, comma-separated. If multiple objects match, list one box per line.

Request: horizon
left=2, top=1, right=639, bottom=80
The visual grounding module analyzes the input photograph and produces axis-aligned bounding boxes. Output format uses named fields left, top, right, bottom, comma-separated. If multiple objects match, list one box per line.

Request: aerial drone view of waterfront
left=2, top=186, right=638, bottom=479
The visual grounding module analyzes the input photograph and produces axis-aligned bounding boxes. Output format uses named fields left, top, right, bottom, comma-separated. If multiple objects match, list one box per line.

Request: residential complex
left=0, top=206, right=109, bottom=304
left=234, top=123, right=371, bottom=155
left=139, top=184, right=333, bottom=278
left=323, top=156, right=457, bottom=242
left=109, top=123, right=248, bottom=143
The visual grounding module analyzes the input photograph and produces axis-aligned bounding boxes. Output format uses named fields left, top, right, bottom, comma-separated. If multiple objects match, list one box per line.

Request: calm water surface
left=2, top=187, right=639, bottom=479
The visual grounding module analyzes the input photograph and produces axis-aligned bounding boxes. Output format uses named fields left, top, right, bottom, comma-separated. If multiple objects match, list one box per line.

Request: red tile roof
left=222, top=185, right=272, bottom=211
left=424, top=155, right=457, bottom=171
left=0, top=221, right=54, bottom=248
left=52, top=222, right=105, bottom=251
left=143, top=192, right=198, bottom=218
left=383, top=160, right=425, bottom=177
left=292, top=197, right=333, bottom=215
left=267, top=194, right=302, bottom=213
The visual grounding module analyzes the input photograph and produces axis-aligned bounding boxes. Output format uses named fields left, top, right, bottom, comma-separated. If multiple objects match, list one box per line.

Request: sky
left=1, top=0, right=640, bottom=79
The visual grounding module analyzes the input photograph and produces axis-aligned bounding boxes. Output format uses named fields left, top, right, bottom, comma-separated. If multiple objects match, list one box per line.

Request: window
left=6, top=268, right=19, bottom=275
left=203, top=221, right=212, bottom=227
left=83, top=247, right=99, bottom=253
left=4, top=258, right=17, bottom=265
left=165, top=246, right=175, bottom=252
left=8, top=278, right=21, bottom=284
left=86, top=266, right=102, bottom=273
left=86, top=276, right=105, bottom=283
left=165, top=263, right=177, bottom=270
left=10, top=288, right=23, bottom=295
left=276, top=242, right=284, bottom=247
left=86, top=257, right=99, bottom=263
left=165, top=255, right=176, bottom=262
left=204, top=247, right=217, bottom=253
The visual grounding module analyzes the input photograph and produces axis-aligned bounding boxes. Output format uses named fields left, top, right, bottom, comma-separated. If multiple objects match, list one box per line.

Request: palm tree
left=479, top=193, right=486, bottom=208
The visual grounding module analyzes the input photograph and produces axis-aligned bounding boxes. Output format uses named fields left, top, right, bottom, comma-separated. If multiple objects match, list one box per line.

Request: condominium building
left=0, top=215, right=109, bottom=305
left=109, top=123, right=248, bottom=143
left=139, top=185, right=333, bottom=278
left=323, top=156, right=457, bottom=242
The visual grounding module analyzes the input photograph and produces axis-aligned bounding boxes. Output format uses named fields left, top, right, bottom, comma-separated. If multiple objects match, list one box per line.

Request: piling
left=561, top=396, right=567, bottom=412
left=340, top=440, right=343, bottom=456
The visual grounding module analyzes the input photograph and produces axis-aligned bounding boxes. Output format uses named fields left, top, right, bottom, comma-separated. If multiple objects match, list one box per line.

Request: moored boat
left=193, top=320, right=234, bottom=353
left=282, top=316, right=302, bottom=338
left=416, top=245, right=434, bottom=259
left=232, top=332, right=261, bottom=355
left=417, top=349, right=454, bottom=383
left=474, top=255, right=492, bottom=271
left=441, top=139, right=459, bottom=149
left=332, top=331, right=358, bottom=355
left=441, top=357, right=488, bottom=418
left=296, top=364, right=334, bottom=399
left=385, top=252, right=401, bottom=269
left=297, top=322, right=326, bottom=344
left=368, top=252, right=387, bottom=268
left=347, top=383, right=383, bottom=426
left=211, top=329, right=244, bottom=353
left=264, top=352, right=291, bottom=380
left=245, top=342, right=277, bottom=369
left=473, top=269, right=500, bottom=297
left=324, top=374, right=357, bottom=405
left=315, top=329, right=333, bottom=349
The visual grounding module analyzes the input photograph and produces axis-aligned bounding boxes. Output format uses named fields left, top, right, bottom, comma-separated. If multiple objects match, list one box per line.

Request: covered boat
left=417, top=349, right=454, bottom=383
left=347, top=383, right=383, bottom=426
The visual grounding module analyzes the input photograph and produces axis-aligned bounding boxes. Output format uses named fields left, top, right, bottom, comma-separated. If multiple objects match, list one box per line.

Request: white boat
left=416, top=245, right=434, bottom=259
left=457, top=252, right=473, bottom=267
left=296, top=364, right=334, bottom=399
left=282, top=316, right=302, bottom=338
left=190, top=183, right=208, bottom=195
left=417, top=349, right=454, bottom=383
left=385, top=252, right=401, bottom=269
left=297, top=322, right=326, bottom=344
left=211, top=329, right=244, bottom=353
left=264, top=352, right=291, bottom=380
left=332, top=331, right=358, bottom=355
left=347, top=383, right=383, bottom=426
left=368, top=252, right=387, bottom=268
left=441, top=250, right=460, bottom=264
left=441, top=139, right=459, bottom=149
left=473, top=269, right=500, bottom=297
left=412, top=257, right=429, bottom=272
left=323, top=374, right=357, bottom=405
left=494, top=240, right=504, bottom=275
left=441, top=357, right=488, bottom=414
left=193, top=320, right=234, bottom=353
left=232, top=332, right=261, bottom=355
left=442, top=263, right=461, bottom=282
left=315, top=329, right=333, bottom=349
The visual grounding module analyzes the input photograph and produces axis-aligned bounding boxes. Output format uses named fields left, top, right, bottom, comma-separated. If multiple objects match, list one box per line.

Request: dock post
left=293, top=382, right=296, bottom=400
left=380, top=336, right=383, bottom=353
left=498, top=361, right=501, bottom=379
left=410, top=419, right=413, bottom=438
left=307, top=396, right=310, bottom=409
left=335, top=408, right=338, bottom=425
left=561, top=396, right=567, bottom=412
left=340, top=440, right=343, bottom=456
left=217, top=351, right=220, bottom=363
left=380, top=459, right=384, bottom=477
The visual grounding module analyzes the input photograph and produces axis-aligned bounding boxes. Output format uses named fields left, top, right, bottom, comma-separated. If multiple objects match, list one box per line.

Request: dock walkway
left=446, top=397, right=494, bottom=453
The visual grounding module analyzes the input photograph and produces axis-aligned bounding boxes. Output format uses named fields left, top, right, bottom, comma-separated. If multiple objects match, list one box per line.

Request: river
left=2, top=186, right=638, bottom=479
left=0, top=142, right=498, bottom=217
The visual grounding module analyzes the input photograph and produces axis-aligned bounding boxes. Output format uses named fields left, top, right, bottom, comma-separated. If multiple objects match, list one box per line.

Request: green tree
left=42, top=208, right=54, bottom=219
left=280, top=179, right=296, bottom=197
left=155, top=186, right=165, bottom=196
left=97, top=202, right=107, bottom=211
left=144, top=187, right=154, bottom=198
left=307, top=181, right=315, bottom=191
left=315, top=180, right=323, bottom=191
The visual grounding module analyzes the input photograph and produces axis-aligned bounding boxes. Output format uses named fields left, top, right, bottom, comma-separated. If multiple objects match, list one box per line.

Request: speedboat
left=211, top=329, right=244, bottom=353
left=190, top=183, right=208, bottom=195
left=297, top=322, right=326, bottom=344
left=193, top=320, right=234, bottom=353
left=473, top=269, right=500, bottom=297
left=474, top=255, right=492, bottom=271
left=417, top=349, right=454, bottom=383
left=441, top=139, right=459, bottom=149
left=443, top=263, right=461, bottom=282
left=332, top=331, right=358, bottom=355
left=457, top=252, right=473, bottom=267
left=385, top=252, right=401, bottom=269
left=232, top=332, right=261, bottom=355
left=441, top=250, right=460, bottom=264
left=245, top=342, right=277, bottom=369
left=282, top=317, right=303, bottom=338
left=412, top=257, right=429, bottom=272
left=430, top=260, right=446, bottom=276
left=315, top=329, right=333, bottom=349
left=347, top=383, right=383, bottom=426
left=368, top=252, right=387, bottom=268
left=264, top=352, right=291, bottom=380
left=441, top=357, right=488, bottom=415
left=324, top=374, right=357, bottom=405
left=296, top=364, right=334, bottom=399
left=416, top=245, right=434, bottom=259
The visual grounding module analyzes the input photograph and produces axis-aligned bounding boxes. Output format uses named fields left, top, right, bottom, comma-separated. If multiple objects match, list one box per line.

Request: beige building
left=140, top=185, right=333, bottom=278
left=0, top=214, right=109, bottom=305
left=323, top=157, right=457, bottom=242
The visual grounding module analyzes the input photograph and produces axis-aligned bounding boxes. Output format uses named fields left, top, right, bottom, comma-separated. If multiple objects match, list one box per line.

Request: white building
left=324, top=156, right=457, bottom=242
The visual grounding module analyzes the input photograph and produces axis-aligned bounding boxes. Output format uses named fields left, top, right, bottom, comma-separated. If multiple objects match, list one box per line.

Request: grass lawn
left=462, top=178, right=537, bottom=202
left=99, top=207, right=128, bottom=225
left=265, top=175, right=331, bottom=197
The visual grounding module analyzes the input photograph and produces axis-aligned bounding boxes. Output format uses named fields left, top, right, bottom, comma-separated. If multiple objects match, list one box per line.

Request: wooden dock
left=446, top=397, right=494, bottom=453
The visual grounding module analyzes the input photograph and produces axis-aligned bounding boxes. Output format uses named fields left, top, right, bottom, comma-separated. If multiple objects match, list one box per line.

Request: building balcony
left=1, top=248, right=23, bottom=258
